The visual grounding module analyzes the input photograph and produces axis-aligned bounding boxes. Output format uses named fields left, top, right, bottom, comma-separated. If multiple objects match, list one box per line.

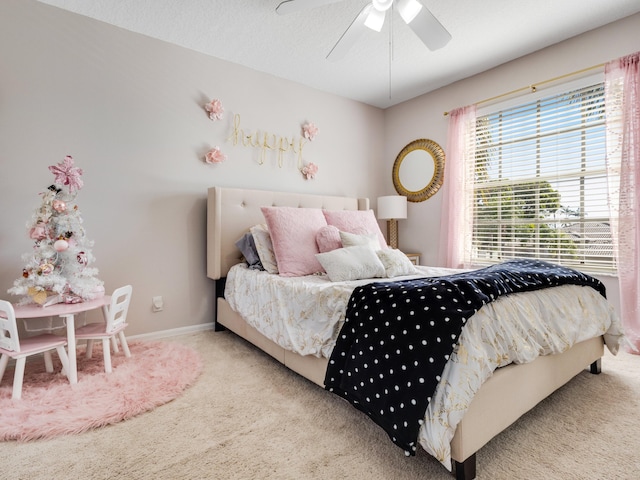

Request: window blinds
left=470, top=82, right=616, bottom=273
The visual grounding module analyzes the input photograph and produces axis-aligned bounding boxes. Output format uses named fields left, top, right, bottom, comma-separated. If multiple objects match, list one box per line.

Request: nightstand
left=403, top=253, right=420, bottom=265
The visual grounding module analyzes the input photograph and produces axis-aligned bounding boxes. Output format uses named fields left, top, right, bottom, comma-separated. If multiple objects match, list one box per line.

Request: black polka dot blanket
left=324, top=258, right=605, bottom=455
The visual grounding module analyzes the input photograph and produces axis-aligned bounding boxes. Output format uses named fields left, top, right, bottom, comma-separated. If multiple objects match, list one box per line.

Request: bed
left=206, top=186, right=623, bottom=480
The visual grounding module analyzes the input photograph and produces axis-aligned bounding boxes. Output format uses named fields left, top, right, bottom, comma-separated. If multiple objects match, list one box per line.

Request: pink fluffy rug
left=0, top=340, right=202, bottom=441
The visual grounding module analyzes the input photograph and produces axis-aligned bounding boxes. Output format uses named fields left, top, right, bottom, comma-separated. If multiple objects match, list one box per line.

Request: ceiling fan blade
left=404, top=3, right=451, bottom=51
left=364, top=5, right=387, bottom=32
left=276, top=0, right=345, bottom=15
left=326, top=4, right=372, bottom=62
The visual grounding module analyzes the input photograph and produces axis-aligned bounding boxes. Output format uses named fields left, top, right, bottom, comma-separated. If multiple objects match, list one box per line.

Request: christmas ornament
left=39, top=262, right=55, bottom=275
left=52, top=199, right=67, bottom=213
left=29, top=223, right=49, bottom=240
left=54, top=238, right=69, bottom=252
left=77, top=251, right=88, bottom=266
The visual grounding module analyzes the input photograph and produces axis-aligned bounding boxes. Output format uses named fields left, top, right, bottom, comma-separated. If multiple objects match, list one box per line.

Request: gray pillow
left=235, top=233, right=264, bottom=270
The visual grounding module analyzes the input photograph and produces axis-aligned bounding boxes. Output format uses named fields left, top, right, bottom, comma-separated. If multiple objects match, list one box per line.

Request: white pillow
left=376, top=249, right=418, bottom=278
left=339, top=231, right=380, bottom=250
left=316, top=246, right=386, bottom=282
left=250, top=224, right=278, bottom=274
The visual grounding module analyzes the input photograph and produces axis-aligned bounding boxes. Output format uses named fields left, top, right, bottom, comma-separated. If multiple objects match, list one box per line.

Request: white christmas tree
left=8, top=155, right=104, bottom=306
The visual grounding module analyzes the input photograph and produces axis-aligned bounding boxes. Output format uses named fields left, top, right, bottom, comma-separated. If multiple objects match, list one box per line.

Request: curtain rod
left=443, top=62, right=606, bottom=116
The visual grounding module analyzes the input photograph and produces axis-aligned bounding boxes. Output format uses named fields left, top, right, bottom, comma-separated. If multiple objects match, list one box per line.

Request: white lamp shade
left=377, top=195, right=407, bottom=220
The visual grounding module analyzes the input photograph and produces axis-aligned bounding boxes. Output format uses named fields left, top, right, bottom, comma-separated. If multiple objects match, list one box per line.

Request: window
left=470, top=80, right=617, bottom=274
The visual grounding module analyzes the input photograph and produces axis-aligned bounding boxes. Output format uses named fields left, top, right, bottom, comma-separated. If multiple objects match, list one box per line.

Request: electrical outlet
left=152, top=296, right=164, bottom=312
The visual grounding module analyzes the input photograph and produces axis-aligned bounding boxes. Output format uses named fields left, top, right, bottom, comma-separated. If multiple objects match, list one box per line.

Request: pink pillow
left=261, top=206, right=327, bottom=277
left=316, top=225, right=342, bottom=253
left=322, top=209, right=387, bottom=250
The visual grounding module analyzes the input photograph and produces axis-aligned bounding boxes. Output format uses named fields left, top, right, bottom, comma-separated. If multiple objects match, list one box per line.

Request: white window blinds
left=470, top=81, right=617, bottom=274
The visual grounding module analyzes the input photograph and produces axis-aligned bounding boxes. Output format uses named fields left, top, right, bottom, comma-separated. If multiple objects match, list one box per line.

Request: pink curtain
left=440, top=105, right=476, bottom=268
left=605, top=52, right=640, bottom=353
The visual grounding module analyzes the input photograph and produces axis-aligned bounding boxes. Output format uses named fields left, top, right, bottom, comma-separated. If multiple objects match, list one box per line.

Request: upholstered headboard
left=206, top=187, right=370, bottom=280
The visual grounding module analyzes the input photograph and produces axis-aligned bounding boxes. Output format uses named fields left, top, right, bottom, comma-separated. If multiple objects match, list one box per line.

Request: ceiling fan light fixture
left=397, top=0, right=423, bottom=24
left=372, top=0, right=393, bottom=12
left=364, top=7, right=386, bottom=32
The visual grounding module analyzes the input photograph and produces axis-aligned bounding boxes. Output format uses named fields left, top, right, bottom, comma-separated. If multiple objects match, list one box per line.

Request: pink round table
left=13, top=296, right=111, bottom=384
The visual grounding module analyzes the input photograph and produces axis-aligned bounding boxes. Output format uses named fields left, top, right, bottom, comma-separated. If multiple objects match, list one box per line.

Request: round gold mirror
left=392, top=138, right=445, bottom=202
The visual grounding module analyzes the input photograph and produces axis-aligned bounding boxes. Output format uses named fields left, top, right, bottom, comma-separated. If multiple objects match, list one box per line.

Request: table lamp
left=377, top=195, right=407, bottom=249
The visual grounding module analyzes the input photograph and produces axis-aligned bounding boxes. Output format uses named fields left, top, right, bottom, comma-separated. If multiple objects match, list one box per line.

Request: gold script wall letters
left=227, top=114, right=307, bottom=168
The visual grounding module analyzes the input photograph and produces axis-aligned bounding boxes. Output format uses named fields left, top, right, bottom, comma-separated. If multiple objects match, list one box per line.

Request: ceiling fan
left=276, top=0, right=451, bottom=61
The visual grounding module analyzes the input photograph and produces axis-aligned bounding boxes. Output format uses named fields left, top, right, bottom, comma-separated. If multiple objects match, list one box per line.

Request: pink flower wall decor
left=303, top=122, right=319, bottom=141
left=205, top=99, right=224, bottom=121
left=301, top=162, right=318, bottom=180
left=205, top=146, right=227, bottom=164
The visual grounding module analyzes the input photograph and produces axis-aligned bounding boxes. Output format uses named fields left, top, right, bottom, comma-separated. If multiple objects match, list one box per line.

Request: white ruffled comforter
left=224, top=263, right=624, bottom=470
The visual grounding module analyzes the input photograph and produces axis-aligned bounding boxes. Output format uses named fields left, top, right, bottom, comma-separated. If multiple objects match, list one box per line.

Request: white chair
left=74, top=285, right=132, bottom=373
left=0, top=299, right=70, bottom=400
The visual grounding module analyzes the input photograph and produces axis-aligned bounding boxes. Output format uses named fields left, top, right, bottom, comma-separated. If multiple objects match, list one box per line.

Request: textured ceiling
left=37, top=0, right=640, bottom=108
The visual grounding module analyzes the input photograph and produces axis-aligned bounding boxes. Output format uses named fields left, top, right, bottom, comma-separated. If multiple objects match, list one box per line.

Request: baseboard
left=1, top=323, right=215, bottom=370
left=128, top=322, right=214, bottom=341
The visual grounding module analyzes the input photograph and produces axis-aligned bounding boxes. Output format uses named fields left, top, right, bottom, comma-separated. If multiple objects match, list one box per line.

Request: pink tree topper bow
left=48, top=155, right=84, bottom=193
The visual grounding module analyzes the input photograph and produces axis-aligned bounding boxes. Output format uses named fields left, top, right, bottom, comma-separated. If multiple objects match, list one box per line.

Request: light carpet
left=0, top=340, right=202, bottom=441
left=2, top=330, right=639, bottom=479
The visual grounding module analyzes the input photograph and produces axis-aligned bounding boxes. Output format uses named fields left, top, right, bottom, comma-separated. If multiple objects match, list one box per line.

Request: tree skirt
left=0, top=340, right=202, bottom=441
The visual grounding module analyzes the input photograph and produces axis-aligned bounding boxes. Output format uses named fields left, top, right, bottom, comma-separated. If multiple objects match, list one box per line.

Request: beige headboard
left=206, top=187, right=370, bottom=280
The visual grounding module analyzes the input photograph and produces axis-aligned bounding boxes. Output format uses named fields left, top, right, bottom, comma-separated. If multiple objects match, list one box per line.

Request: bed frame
left=206, top=186, right=604, bottom=480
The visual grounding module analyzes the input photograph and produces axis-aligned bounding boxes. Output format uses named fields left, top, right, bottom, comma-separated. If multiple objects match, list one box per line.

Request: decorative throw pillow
left=339, top=231, right=381, bottom=250
left=261, top=206, right=327, bottom=277
left=316, top=225, right=342, bottom=253
left=316, top=246, right=386, bottom=282
left=250, top=224, right=278, bottom=274
left=322, top=209, right=387, bottom=250
left=376, top=248, right=418, bottom=278
left=234, top=232, right=263, bottom=270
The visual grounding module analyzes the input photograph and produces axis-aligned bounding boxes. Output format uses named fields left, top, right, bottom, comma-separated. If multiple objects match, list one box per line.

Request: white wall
left=0, top=0, right=385, bottom=335
left=383, top=12, right=640, bottom=312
